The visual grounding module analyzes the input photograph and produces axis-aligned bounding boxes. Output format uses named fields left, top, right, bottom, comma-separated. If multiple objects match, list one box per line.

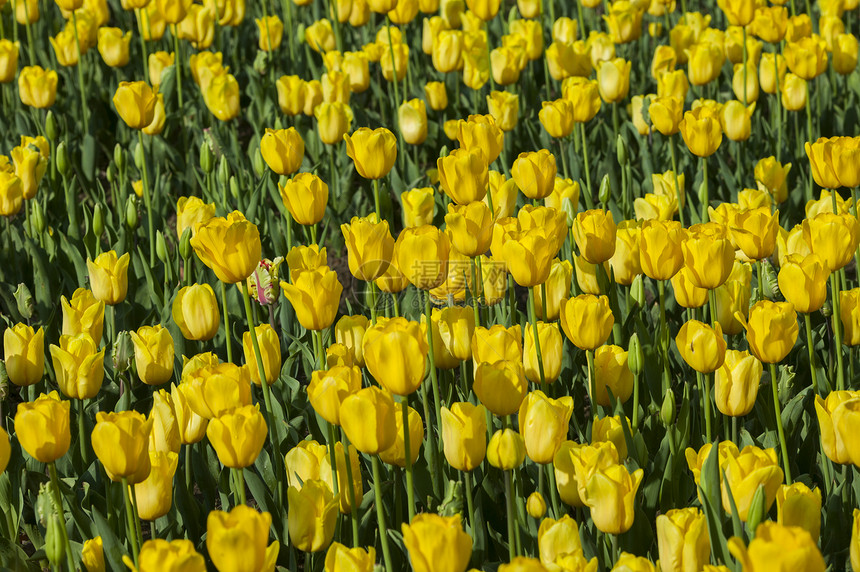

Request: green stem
left=233, top=468, right=247, bottom=505
left=341, top=431, right=360, bottom=547
left=528, top=287, right=546, bottom=384
left=701, top=156, right=709, bottom=222
left=136, top=9, right=149, bottom=82
left=77, top=399, right=88, bottom=466
left=669, top=135, right=685, bottom=227
left=137, top=131, right=155, bottom=266
left=587, top=349, right=597, bottom=418
left=220, top=281, right=233, bottom=363
left=470, top=257, right=481, bottom=327
left=774, top=48, right=783, bottom=163
left=658, top=280, right=670, bottom=392
left=71, top=12, right=89, bottom=130
left=130, top=484, right=144, bottom=549
left=631, top=373, right=640, bottom=429
left=830, top=273, right=845, bottom=391
left=373, top=178, right=381, bottom=219
left=756, top=260, right=765, bottom=302
left=504, top=470, right=516, bottom=559
left=172, top=25, right=184, bottom=109
left=806, top=81, right=814, bottom=202
left=371, top=455, right=394, bottom=572
left=424, top=290, right=443, bottom=497
left=121, top=477, right=139, bottom=566
left=579, top=123, right=593, bottom=209
left=48, top=463, right=76, bottom=572
left=402, top=399, right=415, bottom=521
left=545, top=463, right=561, bottom=518
left=326, top=422, right=341, bottom=499
left=769, top=362, right=792, bottom=482
left=463, top=470, right=475, bottom=532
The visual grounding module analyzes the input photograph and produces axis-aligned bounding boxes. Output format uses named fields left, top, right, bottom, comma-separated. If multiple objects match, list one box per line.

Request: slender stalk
left=130, top=485, right=144, bottom=549
left=341, top=432, right=360, bottom=546
left=136, top=9, right=150, bottom=83
left=830, top=273, right=845, bottom=390
left=804, top=313, right=819, bottom=395
left=121, top=477, right=140, bottom=567
left=326, top=422, right=341, bottom=499
left=545, top=463, right=562, bottom=518
left=701, top=156, right=709, bottom=222
left=774, top=48, right=783, bottom=162
left=424, top=290, right=443, bottom=497
left=463, top=470, right=475, bottom=532
left=470, top=257, right=481, bottom=327
left=756, top=259, right=766, bottom=302
left=371, top=455, right=394, bottom=572
left=48, top=463, right=75, bottom=572
left=658, top=280, right=670, bottom=392
left=586, top=348, right=597, bottom=419
left=528, top=287, right=546, bottom=384
left=77, top=399, right=88, bottom=465
left=71, top=13, right=89, bottom=130
left=172, top=25, right=184, bottom=109
left=504, top=470, right=516, bottom=559
left=579, top=123, right=593, bottom=209
left=631, top=371, right=640, bottom=429
left=402, top=399, right=415, bottom=521
left=137, top=131, right=155, bottom=266
left=373, top=178, right=381, bottom=219
left=233, top=468, right=247, bottom=505
left=669, top=135, right=685, bottom=227
left=769, top=362, right=792, bottom=482
left=220, top=281, right=233, bottom=362
left=805, top=81, right=814, bottom=202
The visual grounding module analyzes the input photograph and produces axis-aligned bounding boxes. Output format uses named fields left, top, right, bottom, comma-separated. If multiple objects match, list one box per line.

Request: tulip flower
left=341, top=215, right=395, bottom=282
left=502, top=228, right=555, bottom=287
left=802, top=212, right=860, bottom=272
left=656, top=508, right=710, bottom=572
left=130, top=539, right=206, bottom=572
left=18, top=66, right=58, bottom=108
left=539, top=99, right=576, bottom=138
left=582, top=462, right=644, bottom=535
left=172, top=284, right=220, bottom=341
left=96, top=28, right=130, bottom=68
left=675, top=320, right=726, bottom=374
left=135, top=451, right=178, bottom=521
left=512, top=150, right=557, bottom=200
left=344, top=127, right=397, bottom=180
left=597, top=58, right=632, bottom=103
left=472, top=324, right=523, bottom=365
left=379, top=405, right=423, bottom=468
left=639, top=220, right=685, bottom=281
left=487, top=90, right=520, bottom=131
left=395, top=224, right=451, bottom=290
left=50, top=333, right=105, bottom=400
left=129, top=325, right=174, bottom=386
left=92, top=410, right=153, bottom=484
left=784, top=35, right=828, bottom=80
left=776, top=482, right=821, bottom=540
left=113, top=81, right=157, bottom=129
left=86, top=251, right=130, bottom=305
left=340, top=386, right=396, bottom=455
left=680, top=106, right=722, bottom=157
left=171, top=383, right=208, bottom=445
left=424, top=81, right=448, bottom=110
left=445, top=201, right=493, bottom=258
left=519, top=390, right=574, bottom=464
left=560, top=294, right=614, bottom=351
left=728, top=522, right=825, bottom=572
left=191, top=211, right=262, bottom=284
left=398, top=99, right=428, bottom=145
left=593, top=344, right=634, bottom=406
left=777, top=254, right=828, bottom=314
left=739, top=301, right=798, bottom=364
left=280, top=267, right=343, bottom=331
left=183, top=362, right=253, bottom=419
left=325, top=543, right=376, bottom=572
left=279, top=173, right=329, bottom=227
left=537, top=514, right=582, bottom=567
left=307, top=366, right=361, bottom=426
left=457, top=115, right=504, bottom=165
left=573, top=209, right=617, bottom=264
left=81, top=537, right=105, bottom=572
left=401, top=187, right=435, bottom=228
left=146, top=389, right=179, bottom=455
left=175, top=196, right=216, bottom=239
left=260, top=128, right=304, bottom=176
left=473, top=360, right=527, bottom=417
left=207, top=506, right=279, bottom=571
left=721, top=445, right=784, bottom=521
left=524, top=322, right=563, bottom=384
left=4, top=323, right=44, bottom=387
left=0, top=170, right=23, bottom=216
left=441, top=402, right=487, bottom=471
left=401, top=513, right=473, bottom=572
left=593, top=415, right=630, bottom=459
left=363, top=317, right=428, bottom=395
left=833, top=33, right=859, bottom=75
left=203, top=73, right=240, bottom=121
left=685, top=441, right=740, bottom=489
left=437, top=147, right=489, bottom=205
left=526, top=492, right=547, bottom=519
left=14, top=391, right=71, bottom=463
left=714, top=350, right=762, bottom=417
left=487, top=429, right=526, bottom=470
left=207, top=405, right=268, bottom=469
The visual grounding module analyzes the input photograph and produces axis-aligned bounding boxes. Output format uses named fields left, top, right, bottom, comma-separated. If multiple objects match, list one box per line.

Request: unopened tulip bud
left=179, top=228, right=193, bottom=261
left=252, top=148, right=265, bottom=178
left=112, top=330, right=135, bottom=373
left=57, top=142, right=70, bottom=177
left=200, top=140, right=214, bottom=173
left=156, top=231, right=168, bottom=263
left=31, top=201, right=45, bottom=234
left=229, top=176, right=239, bottom=200
left=14, top=283, right=34, bottom=320
left=92, top=204, right=104, bottom=239
left=661, top=390, right=676, bottom=426
left=125, top=196, right=138, bottom=230
left=45, top=514, right=65, bottom=566
left=217, top=156, right=230, bottom=188
left=628, top=333, right=643, bottom=376
left=133, top=142, right=145, bottom=170
left=630, top=274, right=645, bottom=307
left=598, top=174, right=611, bottom=204
left=45, top=111, right=58, bottom=142
left=746, top=484, right=768, bottom=533
left=113, top=144, right=126, bottom=173
left=616, top=134, right=628, bottom=167
left=106, top=163, right=116, bottom=185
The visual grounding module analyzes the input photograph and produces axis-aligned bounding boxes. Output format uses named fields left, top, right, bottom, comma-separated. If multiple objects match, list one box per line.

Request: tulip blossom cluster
left=4, top=0, right=860, bottom=570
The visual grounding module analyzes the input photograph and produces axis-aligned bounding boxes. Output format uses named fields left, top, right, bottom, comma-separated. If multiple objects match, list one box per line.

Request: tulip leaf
left=23, top=237, right=52, bottom=321
left=0, top=537, right=31, bottom=572
left=58, top=232, right=88, bottom=288
left=722, top=472, right=745, bottom=542
left=92, top=506, right=125, bottom=572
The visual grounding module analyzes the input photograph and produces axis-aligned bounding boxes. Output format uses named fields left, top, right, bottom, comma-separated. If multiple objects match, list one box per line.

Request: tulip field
left=4, top=0, right=860, bottom=570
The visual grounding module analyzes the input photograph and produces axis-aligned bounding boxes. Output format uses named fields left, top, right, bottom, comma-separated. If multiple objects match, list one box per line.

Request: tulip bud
left=36, top=483, right=52, bottom=526
left=92, top=204, right=104, bottom=239
left=217, top=156, right=230, bottom=188
left=133, top=142, right=145, bottom=170
left=229, top=176, right=239, bottom=199
left=527, top=492, right=547, bottom=519
left=746, top=484, right=768, bottom=533
left=125, top=196, right=138, bottom=230
left=627, top=333, right=643, bottom=376
left=45, top=513, right=65, bottom=567
left=630, top=274, right=645, bottom=307
left=14, top=283, right=34, bottom=320
left=31, top=200, right=45, bottom=235
left=616, top=134, right=628, bottom=167
left=252, top=148, right=265, bottom=178
left=661, top=390, right=676, bottom=426
left=114, top=143, right=126, bottom=172
left=106, top=163, right=116, bottom=185
left=200, top=140, right=214, bottom=173
left=598, top=174, right=611, bottom=204
left=156, top=231, right=168, bottom=263
left=57, top=142, right=70, bottom=177
left=45, top=111, right=58, bottom=142
left=112, top=330, right=135, bottom=373
left=438, top=479, right=465, bottom=517
left=0, top=362, right=8, bottom=401
left=253, top=50, right=270, bottom=76
left=179, top=228, right=193, bottom=261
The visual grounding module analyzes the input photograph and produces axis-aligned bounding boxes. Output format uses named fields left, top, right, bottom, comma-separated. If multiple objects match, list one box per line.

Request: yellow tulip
left=171, top=383, right=208, bottom=445
left=597, top=58, right=632, bottom=103
left=341, top=214, right=394, bottom=282
left=784, top=35, right=828, bottom=80
left=4, top=323, right=44, bottom=387
left=130, top=325, right=174, bottom=386
left=172, top=284, right=220, bottom=341
left=401, top=513, right=473, bottom=572
left=398, top=99, right=428, bottom=145
left=395, top=224, right=451, bottom=290
left=639, top=220, right=686, bottom=281
left=207, top=506, right=279, bottom=571
left=92, top=410, right=153, bottom=483
left=207, top=405, right=267, bottom=468
left=512, top=149, right=557, bottom=200
left=776, top=482, right=821, bottom=540
left=679, top=106, right=722, bottom=157
left=183, top=362, right=252, bottom=419
left=61, top=288, right=104, bottom=344
left=656, top=508, right=710, bottom=572
left=14, top=391, right=70, bottom=463
left=424, top=81, right=448, bottom=110
left=363, top=317, right=428, bottom=394
left=334, top=315, right=369, bottom=367
left=97, top=28, right=130, bottom=68
left=50, top=333, right=105, bottom=399
left=278, top=173, right=328, bottom=226
left=134, top=451, right=178, bottom=521
left=18, top=65, right=58, bottom=109
left=524, top=322, right=563, bottom=384
left=560, top=294, right=614, bottom=351
left=593, top=344, right=633, bottom=406
left=260, top=128, right=304, bottom=176
left=344, top=127, right=397, bottom=179
left=81, top=537, right=105, bottom=572
left=176, top=196, right=216, bottom=238
left=401, top=187, right=435, bottom=228
left=441, top=402, right=487, bottom=471
left=721, top=445, right=783, bottom=521
left=487, top=90, right=520, bottom=131
left=438, top=147, right=489, bottom=205
left=519, top=390, right=574, bottom=464
left=727, top=522, right=824, bottom=572
left=280, top=267, right=343, bottom=331
left=675, top=320, right=726, bottom=374
left=582, top=463, right=644, bottom=535
left=242, top=324, right=281, bottom=386
left=191, top=211, right=261, bottom=284
left=777, top=254, right=828, bottom=313
left=340, top=386, right=396, bottom=454
left=573, top=209, right=617, bottom=264
left=86, top=251, right=130, bottom=305
left=113, top=81, right=157, bottom=130
left=714, top=349, right=762, bottom=417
